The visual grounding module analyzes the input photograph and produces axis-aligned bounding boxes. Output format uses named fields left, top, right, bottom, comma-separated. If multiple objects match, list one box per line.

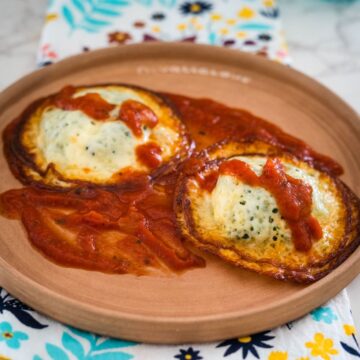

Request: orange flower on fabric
left=108, top=31, right=132, bottom=44
left=268, top=351, right=288, bottom=360
left=226, top=19, right=236, bottom=25
left=236, top=31, right=247, bottom=38
left=151, top=25, right=161, bottom=33
left=305, top=333, right=338, bottom=360
left=219, top=28, right=229, bottom=35
left=210, top=13, right=222, bottom=21
left=344, top=324, right=356, bottom=336
left=177, top=23, right=187, bottom=31
left=263, top=0, right=276, bottom=7
left=45, top=13, right=58, bottom=23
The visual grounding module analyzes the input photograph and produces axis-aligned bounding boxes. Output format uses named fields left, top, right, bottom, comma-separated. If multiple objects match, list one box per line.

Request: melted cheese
left=37, top=108, right=146, bottom=180
left=74, top=87, right=143, bottom=105
left=207, top=156, right=332, bottom=242
left=23, top=85, right=185, bottom=184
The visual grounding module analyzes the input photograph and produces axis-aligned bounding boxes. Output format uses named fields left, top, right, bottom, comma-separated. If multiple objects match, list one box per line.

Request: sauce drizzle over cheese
left=118, top=100, right=158, bottom=137
left=136, top=142, right=162, bottom=169
left=53, top=86, right=115, bottom=120
left=198, top=158, right=323, bottom=251
left=50, top=87, right=162, bottom=172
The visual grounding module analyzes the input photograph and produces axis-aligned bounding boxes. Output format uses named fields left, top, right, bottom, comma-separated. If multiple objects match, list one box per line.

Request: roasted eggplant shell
left=175, top=140, right=360, bottom=283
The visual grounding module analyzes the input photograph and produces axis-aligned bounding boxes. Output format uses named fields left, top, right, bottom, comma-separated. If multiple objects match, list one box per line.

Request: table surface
left=0, top=0, right=359, bottom=331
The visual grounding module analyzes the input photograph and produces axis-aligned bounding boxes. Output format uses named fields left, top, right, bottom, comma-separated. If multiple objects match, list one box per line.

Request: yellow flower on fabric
left=236, top=31, right=247, bottom=39
left=268, top=351, right=288, bottom=360
left=219, top=28, right=229, bottom=36
left=210, top=13, right=222, bottom=21
left=263, top=0, right=276, bottom=6
left=344, top=324, right=356, bottom=336
left=151, top=26, right=161, bottom=33
left=237, top=7, right=255, bottom=19
left=238, top=336, right=251, bottom=343
left=190, top=3, right=201, bottom=13
left=296, top=358, right=310, bottom=360
left=45, top=13, right=58, bottom=23
left=177, top=23, right=187, bottom=31
left=226, top=19, right=236, bottom=25
left=0, top=356, right=11, bottom=360
left=305, top=333, right=339, bottom=360
left=281, top=41, right=289, bottom=51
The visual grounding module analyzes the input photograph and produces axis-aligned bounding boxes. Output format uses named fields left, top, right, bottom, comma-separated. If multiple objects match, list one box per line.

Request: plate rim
left=0, top=42, right=359, bottom=343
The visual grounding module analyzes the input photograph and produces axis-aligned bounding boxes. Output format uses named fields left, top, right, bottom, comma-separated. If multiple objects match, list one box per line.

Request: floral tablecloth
left=0, top=0, right=359, bottom=359
left=37, top=0, right=290, bottom=65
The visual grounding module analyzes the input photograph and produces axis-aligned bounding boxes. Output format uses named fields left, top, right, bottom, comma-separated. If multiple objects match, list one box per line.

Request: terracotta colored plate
left=0, top=43, right=359, bottom=344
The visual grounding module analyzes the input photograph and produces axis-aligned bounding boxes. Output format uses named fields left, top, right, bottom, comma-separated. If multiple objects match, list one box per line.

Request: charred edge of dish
left=3, top=97, right=53, bottom=185
left=173, top=148, right=360, bottom=282
left=150, top=132, right=194, bottom=181
left=206, top=134, right=343, bottom=177
left=312, top=182, right=360, bottom=270
left=241, top=127, right=344, bottom=176
left=207, top=137, right=341, bottom=191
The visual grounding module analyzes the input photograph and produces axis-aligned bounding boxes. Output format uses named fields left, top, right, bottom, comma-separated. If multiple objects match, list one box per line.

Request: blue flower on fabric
left=0, top=288, right=47, bottom=329
left=259, top=7, right=279, bottom=19
left=0, top=321, right=29, bottom=349
left=179, top=1, right=212, bottom=16
left=174, top=347, right=203, bottom=360
left=311, top=306, right=338, bottom=324
left=35, top=327, right=137, bottom=360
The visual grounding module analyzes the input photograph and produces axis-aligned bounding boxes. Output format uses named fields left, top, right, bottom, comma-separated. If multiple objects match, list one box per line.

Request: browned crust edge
left=174, top=141, right=360, bottom=283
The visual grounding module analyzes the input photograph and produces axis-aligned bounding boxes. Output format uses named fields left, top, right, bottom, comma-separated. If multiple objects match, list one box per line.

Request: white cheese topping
left=74, top=87, right=143, bottom=106
left=209, top=156, right=329, bottom=242
left=36, top=108, right=146, bottom=180
left=30, top=86, right=183, bottom=183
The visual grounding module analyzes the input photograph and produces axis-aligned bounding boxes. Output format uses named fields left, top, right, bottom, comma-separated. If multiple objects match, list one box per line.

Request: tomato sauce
left=119, top=100, right=158, bottom=137
left=0, top=91, right=342, bottom=274
left=53, top=87, right=159, bottom=137
left=165, top=94, right=343, bottom=176
left=136, top=142, right=162, bottom=169
left=219, top=158, right=323, bottom=251
left=53, top=86, right=115, bottom=120
left=0, top=184, right=204, bottom=274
